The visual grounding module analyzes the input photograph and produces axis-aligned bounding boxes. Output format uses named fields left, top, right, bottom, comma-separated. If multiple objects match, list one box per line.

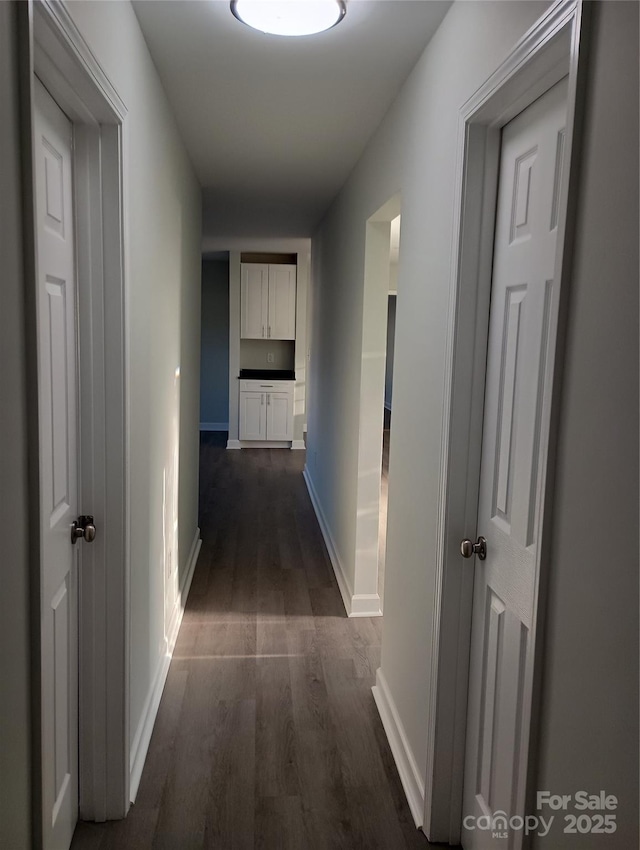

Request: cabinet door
left=239, top=391, right=266, bottom=440
left=267, top=264, right=296, bottom=340
left=241, top=264, right=268, bottom=339
left=266, top=392, right=292, bottom=440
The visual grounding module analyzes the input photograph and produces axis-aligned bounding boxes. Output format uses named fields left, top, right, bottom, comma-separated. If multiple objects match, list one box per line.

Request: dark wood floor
left=72, top=432, right=431, bottom=850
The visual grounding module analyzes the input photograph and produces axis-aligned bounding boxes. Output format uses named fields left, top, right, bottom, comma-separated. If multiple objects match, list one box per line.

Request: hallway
left=71, top=434, right=430, bottom=850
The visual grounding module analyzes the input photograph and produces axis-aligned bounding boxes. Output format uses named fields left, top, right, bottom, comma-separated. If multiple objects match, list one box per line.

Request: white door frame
left=27, top=0, right=130, bottom=827
left=347, top=193, right=401, bottom=617
left=423, top=1, right=589, bottom=843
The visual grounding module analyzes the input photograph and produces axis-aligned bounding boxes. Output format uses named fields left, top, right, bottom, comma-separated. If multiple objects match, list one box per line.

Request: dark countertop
left=239, top=369, right=296, bottom=380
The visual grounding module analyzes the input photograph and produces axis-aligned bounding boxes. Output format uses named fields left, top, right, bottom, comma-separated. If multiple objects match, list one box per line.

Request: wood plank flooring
left=71, top=433, right=432, bottom=850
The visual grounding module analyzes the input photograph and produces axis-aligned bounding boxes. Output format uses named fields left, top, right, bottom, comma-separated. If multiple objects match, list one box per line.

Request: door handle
left=71, top=515, right=96, bottom=544
left=460, top=536, right=487, bottom=560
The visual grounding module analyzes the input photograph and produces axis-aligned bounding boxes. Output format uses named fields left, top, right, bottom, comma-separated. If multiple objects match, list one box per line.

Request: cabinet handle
left=268, top=325, right=271, bottom=338
left=267, top=393, right=270, bottom=406
left=261, top=394, right=264, bottom=406
left=262, top=325, right=265, bottom=338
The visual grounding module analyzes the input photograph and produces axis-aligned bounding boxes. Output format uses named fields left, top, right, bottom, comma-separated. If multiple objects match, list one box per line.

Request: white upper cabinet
left=240, top=264, right=269, bottom=339
left=241, top=263, right=296, bottom=340
left=267, top=265, right=296, bottom=339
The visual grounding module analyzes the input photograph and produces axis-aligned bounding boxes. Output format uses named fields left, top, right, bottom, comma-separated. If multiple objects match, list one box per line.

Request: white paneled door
left=462, top=79, right=568, bottom=850
left=34, top=78, right=79, bottom=850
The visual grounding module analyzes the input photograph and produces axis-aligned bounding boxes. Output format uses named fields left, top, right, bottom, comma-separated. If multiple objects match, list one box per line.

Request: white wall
left=65, top=0, right=202, bottom=764
left=0, top=4, right=32, bottom=847
left=200, top=259, right=230, bottom=427
left=308, top=0, right=638, bottom=840
left=531, top=3, right=639, bottom=845
left=307, top=0, right=549, bottom=771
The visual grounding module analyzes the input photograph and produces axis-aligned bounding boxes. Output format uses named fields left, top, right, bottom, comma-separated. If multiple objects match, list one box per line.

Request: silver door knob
left=460, top=536, right=487, bottom=560
left=71, top=515, right=96, bottom=544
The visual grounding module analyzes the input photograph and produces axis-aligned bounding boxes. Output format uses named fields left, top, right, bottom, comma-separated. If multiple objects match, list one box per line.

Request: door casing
left=23, top=0, right=131, bottom=835
left=423, top=0, right=589, bottom=843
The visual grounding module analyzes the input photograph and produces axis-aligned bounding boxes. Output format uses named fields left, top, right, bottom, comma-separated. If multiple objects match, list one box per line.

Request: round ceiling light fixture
left=230, top=0, right=346, bottom=37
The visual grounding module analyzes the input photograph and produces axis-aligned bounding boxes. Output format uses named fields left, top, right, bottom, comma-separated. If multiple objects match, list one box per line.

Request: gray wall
left=0, top=5, right=32, bottom=847
left=200, top=260, right=230, bottom=426
left=531, top=3, right=639, bottom=845
left=47, top=0, right=203, bottom=770
left=384, top=295, right=396, bottom=410
left=0, top=4, right=202, bottom=836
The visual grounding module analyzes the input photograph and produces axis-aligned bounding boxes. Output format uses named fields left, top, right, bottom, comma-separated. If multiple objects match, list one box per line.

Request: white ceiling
left=132, top=0, right=451, bottom=241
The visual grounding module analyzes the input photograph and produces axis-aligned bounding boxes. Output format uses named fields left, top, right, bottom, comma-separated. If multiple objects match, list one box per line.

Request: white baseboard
left=200, top=422, right=228, bottom=431
left=303, top=467, right=381, bottom=618
left=350, top=594, right=382, bottom=617
left=372, top=668, right=425, bottom=828
left=238, top=440, right=290, bottom=448
left=129, top=527, right=201, bottom=802
left=227, top=438, right=299, bottom=449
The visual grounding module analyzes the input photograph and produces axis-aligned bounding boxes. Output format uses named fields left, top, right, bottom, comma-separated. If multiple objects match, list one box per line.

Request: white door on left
left=34, top=77, right=79, bottom=850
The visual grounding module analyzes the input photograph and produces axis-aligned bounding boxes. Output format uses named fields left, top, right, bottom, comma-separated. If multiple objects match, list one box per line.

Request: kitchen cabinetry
left=238, top=379, right=294, bottom=442
left=241, top=263, right=296, bottom=340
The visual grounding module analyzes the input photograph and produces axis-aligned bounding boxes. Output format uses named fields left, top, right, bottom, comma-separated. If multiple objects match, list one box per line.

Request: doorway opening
left=351, top=194, right=401, bottom=617
left=200, top=252, right=231, bottom=435
left=378, top=214, right=400, bottom=608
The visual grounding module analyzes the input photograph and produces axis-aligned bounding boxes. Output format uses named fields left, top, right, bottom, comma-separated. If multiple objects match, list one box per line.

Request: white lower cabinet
left=239, top=380, right=294, bottom=442
left=266, top=392, right=292, bottom=440
left=239, top=391, right=266, bottom=440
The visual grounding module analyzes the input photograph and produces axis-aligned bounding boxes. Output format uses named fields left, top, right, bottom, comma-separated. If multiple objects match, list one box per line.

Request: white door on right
left=462, top=78, right=568, bottom=850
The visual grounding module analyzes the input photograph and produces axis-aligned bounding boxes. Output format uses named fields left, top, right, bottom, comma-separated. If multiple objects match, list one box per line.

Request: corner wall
left=0, top=4, right=32, bottom=846
left=64, top=0, right=202, bottom=781
left=531, top=3, right=639, bottom=845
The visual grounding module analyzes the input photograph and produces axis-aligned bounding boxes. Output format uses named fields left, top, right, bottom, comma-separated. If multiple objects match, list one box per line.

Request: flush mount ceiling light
left=230, top=0, right=346, bottom=37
